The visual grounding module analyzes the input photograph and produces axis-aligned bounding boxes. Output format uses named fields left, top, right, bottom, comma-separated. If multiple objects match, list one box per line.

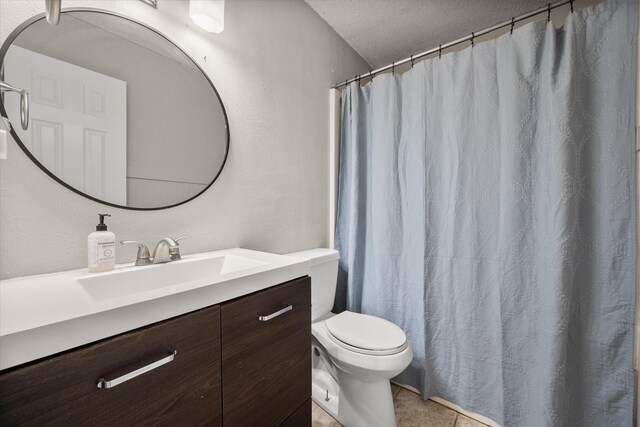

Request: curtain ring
left=369, top=70, right=374, bottom=81
left=510, top=17, right=515, bottom=35
left=438, top=44, right=442, bottom=59
left=344, top=79, right=348, bottom=88
left=570, top=0, right=574, bottom=13
left=392, top=62, right=395, bottom=75
left=547, top=3, right=551, bottom=22
left=471, top=32, right=475, bottom=48
left=410, top=54, right=415, bottom=68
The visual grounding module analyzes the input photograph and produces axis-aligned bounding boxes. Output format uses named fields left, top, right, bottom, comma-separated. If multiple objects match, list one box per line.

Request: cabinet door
left=0, top=305, right=222, bottom=426
left=221, top=277, right=311, bottom=426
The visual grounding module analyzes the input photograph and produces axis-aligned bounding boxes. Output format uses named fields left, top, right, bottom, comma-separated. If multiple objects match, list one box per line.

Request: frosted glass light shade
left=190, top=0, right=225, bottom=33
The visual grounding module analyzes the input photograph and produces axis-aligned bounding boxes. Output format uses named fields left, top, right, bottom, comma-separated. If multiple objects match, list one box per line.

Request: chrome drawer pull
left=97, top=350, right=177, bottom=389
left=259, top=305, right=293, bottom=322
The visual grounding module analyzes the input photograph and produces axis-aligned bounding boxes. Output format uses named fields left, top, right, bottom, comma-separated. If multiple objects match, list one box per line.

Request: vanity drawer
left=221, top=276, right=311, bottom=426
left=0, top=305, right=222, bottom=426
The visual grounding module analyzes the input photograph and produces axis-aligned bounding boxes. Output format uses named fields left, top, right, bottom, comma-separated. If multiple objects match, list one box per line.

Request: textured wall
left=0, top=0, right=368, bottom=279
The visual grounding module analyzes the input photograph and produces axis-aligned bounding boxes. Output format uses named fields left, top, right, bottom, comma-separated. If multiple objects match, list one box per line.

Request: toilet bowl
left=286, top=249, right=412, bottom=427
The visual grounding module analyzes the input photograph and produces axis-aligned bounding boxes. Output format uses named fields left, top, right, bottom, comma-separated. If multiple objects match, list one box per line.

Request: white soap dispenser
left=88, top=214, right=116, bottom=273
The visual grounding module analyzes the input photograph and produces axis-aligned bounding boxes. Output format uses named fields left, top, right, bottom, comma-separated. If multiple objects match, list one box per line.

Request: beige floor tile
left=394, top=389, right=458, bottom=427
left=312, top=400, right=343, bottom=427
left=312, top=387, right=484, bottom=427
left=454, top=414, right=488, bottom=427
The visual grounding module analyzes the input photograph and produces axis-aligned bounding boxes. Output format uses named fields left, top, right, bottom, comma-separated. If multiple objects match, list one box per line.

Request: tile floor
left=312, top=385, right=488, bottom=427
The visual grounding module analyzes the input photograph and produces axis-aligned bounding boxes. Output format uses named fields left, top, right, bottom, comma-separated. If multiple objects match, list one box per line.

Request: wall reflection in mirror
left=0, top=10, right=229, bottom=209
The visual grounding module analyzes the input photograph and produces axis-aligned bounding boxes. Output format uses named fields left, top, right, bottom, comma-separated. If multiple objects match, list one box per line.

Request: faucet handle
left=120, top=240, right=151, bottom=266
left=165, top=236, right=189, bottom=261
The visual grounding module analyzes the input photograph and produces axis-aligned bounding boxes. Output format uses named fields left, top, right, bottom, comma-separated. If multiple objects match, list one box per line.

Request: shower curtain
left=335, top=0, right=637, bottom=425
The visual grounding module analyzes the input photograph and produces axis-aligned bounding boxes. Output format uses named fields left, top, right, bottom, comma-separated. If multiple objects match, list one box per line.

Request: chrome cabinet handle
left=97, top=350, right=177, bottom=389
left=258, top=305, right=293, bottom=322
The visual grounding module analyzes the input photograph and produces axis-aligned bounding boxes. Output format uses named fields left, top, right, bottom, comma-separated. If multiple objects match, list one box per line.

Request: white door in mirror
left=4, top=46, right=127, bottom=203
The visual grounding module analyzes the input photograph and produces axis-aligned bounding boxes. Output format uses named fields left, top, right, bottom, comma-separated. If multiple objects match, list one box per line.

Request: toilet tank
left=285, top=248, right=340, bottom=322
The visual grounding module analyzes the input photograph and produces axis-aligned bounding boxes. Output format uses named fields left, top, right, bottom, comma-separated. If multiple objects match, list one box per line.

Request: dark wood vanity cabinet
left=0, top=277, right=311, bottom=427
left=0, top=305, right=223, bottom=426
left=221, top=276, right=311, bottom=426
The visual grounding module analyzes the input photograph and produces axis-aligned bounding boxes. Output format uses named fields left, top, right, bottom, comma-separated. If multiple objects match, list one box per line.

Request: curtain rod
left=332, top=0, right=573, bottom=89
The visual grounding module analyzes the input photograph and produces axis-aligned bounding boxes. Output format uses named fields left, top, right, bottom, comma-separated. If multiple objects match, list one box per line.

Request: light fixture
left=45, top=0, right=61, bottom=25
left=190, top=0, right=225, bottom=33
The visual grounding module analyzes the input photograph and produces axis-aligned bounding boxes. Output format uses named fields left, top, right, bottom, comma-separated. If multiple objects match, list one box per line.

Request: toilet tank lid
left=285, top=248, right=340, bottom=267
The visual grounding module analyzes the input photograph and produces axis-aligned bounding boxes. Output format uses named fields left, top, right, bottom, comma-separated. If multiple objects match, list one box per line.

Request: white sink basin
left=78, top=253, right=268, bottom=301
left=0, top=248, right=309, bottom=370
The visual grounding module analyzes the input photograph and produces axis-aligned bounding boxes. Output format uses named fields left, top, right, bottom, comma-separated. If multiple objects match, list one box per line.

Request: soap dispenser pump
left=88, top=214, right=116, bottom=272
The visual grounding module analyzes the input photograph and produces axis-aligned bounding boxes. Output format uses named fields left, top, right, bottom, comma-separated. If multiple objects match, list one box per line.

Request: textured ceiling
left=304, top=0, right=561, bottom=68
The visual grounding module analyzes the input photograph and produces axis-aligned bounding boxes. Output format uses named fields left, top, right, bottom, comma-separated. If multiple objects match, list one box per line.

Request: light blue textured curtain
left=335, top=1, right=637, bottom=425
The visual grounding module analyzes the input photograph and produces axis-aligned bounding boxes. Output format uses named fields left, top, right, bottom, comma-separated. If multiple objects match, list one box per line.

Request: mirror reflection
left=1, top=10, right=229, bottom=209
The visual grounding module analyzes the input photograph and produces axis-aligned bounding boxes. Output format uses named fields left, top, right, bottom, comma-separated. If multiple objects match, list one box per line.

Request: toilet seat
left=325, top=311, right=408, bottom=356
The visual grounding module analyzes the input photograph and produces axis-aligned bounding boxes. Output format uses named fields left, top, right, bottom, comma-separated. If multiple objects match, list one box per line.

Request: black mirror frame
left=0, top=8, right=230, bottom=211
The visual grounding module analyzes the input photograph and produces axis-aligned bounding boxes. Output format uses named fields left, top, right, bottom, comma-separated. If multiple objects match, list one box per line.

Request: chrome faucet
left=121, top=236, right=189, bottom=266
left=152, top=237, right=186, bottom=263
left=119, top=240, right=152, bottom=266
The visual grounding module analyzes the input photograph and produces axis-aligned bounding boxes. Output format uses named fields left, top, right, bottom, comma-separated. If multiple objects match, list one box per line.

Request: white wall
left=0, top=0, right=369, bottom=279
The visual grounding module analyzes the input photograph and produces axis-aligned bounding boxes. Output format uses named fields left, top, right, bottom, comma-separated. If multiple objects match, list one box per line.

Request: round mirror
left=0, top=9, right=229, bottom=210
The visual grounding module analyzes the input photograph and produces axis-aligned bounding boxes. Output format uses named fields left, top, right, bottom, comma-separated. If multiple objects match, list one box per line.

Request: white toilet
left=286, top=248, right=413, bottom=427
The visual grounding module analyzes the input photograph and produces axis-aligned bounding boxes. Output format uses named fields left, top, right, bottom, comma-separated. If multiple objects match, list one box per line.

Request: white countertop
left=0, top=248, right=309, bottom=370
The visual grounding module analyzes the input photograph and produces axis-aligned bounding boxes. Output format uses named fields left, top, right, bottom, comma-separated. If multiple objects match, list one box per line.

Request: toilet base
left=336, top=369, right=397, bottom=427
left=312, top=367, right=340, bottom=415
left=312, top=344, right=397, bottom=427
